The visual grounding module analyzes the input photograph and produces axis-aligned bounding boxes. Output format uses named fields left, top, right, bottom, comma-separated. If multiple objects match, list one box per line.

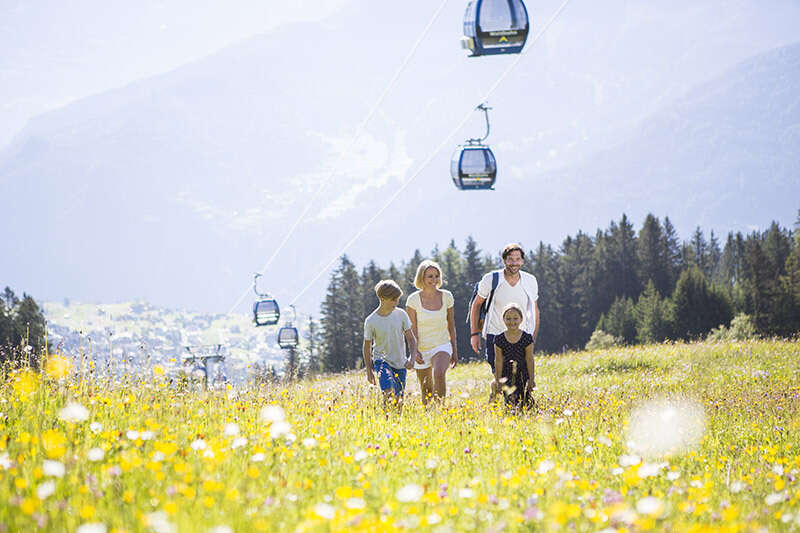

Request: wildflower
left=231, top=437, right=247, bottom=449
left=302, top=438, right=317, bottom=448
left=190, top=439, right=206, bottom=451
left=626, top=398, right=706, bottom=458
left=12, top=370, right=38, bottom=398
left=637, top=462, right=667, bottom=478
left=76, top=523, right=106, bottom=533
left=36, top=481, right=56, bottom=500
left=88, top=448, right=105, bottom=462
left=619, top=455, right=641, bottom=467
left=126, top=430, right=140, bottom=440
left=224, top=423, right=240, bottom=436
left=313, top=503, right=335, bottom=520
left=636, top=497, right=664, bottom=517
left=354, top=450, right=368, bottom=462
left=667, top=471, right=681, bottom=481
left=397, top=484, right=423, bottom=502
left=536, top=460, right=555, bottom=474
left=43, top=460, right=65, bottom=477
left=260, top=405, right=285, bottom=423
left=0, top=453, right=11, bottom=470
left=251, top=453, right=265, bottom=462
left=458, top=488, right=474, bottom=499
left=344, top=498, right=366, bottom=510
left=765, top=492, right=786, bottom=506
left=59, top=402, right=89, bottom=423
left=144, top=511, right=176, bottom=533
left=209, top=527, right=233, bottom=533
left=269, top=421, right=292, bottom=439
left=46, top=355, right=73, bottom=380
left=89, top=422, right=103, bottom=434
left=41, top=430, right=67, bottom=459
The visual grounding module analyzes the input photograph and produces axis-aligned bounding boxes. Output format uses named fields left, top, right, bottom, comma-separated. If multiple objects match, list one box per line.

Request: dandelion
left=59, top=402, right=89, bottom=423
left=43, top=460, right=65, bottom=477
left=260, top=405, right=285, bottom=423
left=396, top=484, right=423, bottom=502
left=41, top=430, right=67, bottom=459
left=76, top=523, right=107, bottom=533
left=36, top=481, right=56, bottom=500
left=12, top=370, right=38, bottom=398
left=313, top=503, right=335, bottom=520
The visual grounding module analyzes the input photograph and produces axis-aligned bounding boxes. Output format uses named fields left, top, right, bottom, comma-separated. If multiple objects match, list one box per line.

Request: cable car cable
left=287, top=0, right=574, bottom=307
left=225, top=0, right=452, bottom=316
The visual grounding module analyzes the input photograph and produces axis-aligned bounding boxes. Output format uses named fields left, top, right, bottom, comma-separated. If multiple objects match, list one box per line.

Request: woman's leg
left=416, top=368, right=433, bottom=405
left=431, top=351, right=450, bottom=400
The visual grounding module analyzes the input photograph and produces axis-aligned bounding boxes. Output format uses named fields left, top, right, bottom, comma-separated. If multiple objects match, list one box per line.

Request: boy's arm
left=403, top=328, right=418, bottom=369
left=363, top=339, right=375, bottom=385
left=525, top=343, right=535, bottom=390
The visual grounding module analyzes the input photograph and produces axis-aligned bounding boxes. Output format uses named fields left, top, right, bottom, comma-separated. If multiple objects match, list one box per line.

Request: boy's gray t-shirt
left=364, top=308, right=411, bottom=368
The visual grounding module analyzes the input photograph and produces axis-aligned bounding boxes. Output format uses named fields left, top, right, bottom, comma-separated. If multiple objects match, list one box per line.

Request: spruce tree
left=671, top=267, right=732, bottom=340
left=635, top=280, right=673, bottom=343
left=596, top=297, right=637, bottom=344
left=637, top=214, right=670, bottom=296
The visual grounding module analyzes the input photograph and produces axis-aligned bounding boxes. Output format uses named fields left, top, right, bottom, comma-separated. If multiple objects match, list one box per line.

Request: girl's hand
left=366, top=369, right=376, bottom=385
left=526, top=381, right=534, bottom=392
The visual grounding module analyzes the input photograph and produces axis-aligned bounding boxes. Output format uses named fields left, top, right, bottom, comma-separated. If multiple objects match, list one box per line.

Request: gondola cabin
left=253, top=299, right=280, bottom=326
left=451, top=145, right=497, bottom=190
left=462, top=0, right=529, bottom=57
left=277, top=326, right=299, bottom=349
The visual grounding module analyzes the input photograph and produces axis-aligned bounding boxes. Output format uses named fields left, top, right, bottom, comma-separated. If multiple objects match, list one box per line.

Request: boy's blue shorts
left=374, top=359, right=407, bottom=396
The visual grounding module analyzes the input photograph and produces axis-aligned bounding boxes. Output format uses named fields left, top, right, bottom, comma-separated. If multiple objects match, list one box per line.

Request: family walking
left=362, top=243, right=540, bottom=409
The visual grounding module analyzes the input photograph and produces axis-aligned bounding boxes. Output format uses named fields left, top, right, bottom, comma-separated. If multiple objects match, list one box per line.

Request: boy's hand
left=404, top=357, right=414, bottom=370
left=414, top=350, right=425, bottom=364
left=366, top=368, right=376, bottom=385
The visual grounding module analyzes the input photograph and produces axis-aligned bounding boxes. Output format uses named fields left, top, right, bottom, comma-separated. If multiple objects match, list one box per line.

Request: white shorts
left=414, top=343, right=452, bottom=370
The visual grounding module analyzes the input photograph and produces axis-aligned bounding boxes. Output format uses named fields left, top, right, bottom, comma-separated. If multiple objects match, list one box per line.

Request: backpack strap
left=485, top=270, right=500, bottom=323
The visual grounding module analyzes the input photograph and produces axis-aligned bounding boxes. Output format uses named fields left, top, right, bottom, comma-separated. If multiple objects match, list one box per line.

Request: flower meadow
left=1, top=340, right=799, bottom=532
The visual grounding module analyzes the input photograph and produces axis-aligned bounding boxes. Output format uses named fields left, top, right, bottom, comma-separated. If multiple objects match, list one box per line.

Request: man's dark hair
left=501, top=243, right=525, bottom=260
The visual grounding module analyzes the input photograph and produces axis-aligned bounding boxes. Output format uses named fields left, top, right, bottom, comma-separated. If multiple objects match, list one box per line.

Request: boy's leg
left=392, top=367, right=407, bottom=409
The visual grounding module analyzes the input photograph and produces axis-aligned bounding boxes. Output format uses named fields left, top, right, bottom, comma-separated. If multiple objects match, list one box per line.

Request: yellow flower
left=202, top=496, right=215, bottom=508
left=164, top=501, right=178, bottom=515
left=153, top=365, right=165, bottom=376
left=41, top=429, right=67, bottom=459
left=80, top=504, right=96, bottom=519
left=20, top=498, right=38, bottom=515
left=12, top=370, right=38, bottom=398
left=45, top=355, right=73, bottom=380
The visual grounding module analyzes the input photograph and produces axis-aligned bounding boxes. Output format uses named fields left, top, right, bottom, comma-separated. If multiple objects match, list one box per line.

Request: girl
left=405, top=260, right=457, bottom=404
left=493, top=302, right=535, bottom=409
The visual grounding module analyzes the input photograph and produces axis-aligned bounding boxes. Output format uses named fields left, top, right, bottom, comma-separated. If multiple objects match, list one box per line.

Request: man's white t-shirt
left=477, top=270, right=539, bottom=336
left=364, top=308, right=411, bottom=368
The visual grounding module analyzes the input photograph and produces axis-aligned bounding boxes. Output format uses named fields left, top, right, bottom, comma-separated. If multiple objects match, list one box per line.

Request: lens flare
left=625, top=397, right=706, bottom=458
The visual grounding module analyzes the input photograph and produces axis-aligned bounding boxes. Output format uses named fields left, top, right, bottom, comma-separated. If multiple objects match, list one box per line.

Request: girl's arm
left=446, top=305, right=458, bottom=367
left=493, top=344, right=504, bottom=384
left=525, top=343, right=535, bottom=390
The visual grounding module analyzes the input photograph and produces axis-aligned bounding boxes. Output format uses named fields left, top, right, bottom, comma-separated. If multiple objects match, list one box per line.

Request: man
left=469, top=243, right=540, bottom=371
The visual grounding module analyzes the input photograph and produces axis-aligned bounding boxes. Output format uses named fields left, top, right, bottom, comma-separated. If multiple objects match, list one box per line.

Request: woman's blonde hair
left=413, top=260, right=443, bottom=289
left=502, top=302, right=524, bottom=320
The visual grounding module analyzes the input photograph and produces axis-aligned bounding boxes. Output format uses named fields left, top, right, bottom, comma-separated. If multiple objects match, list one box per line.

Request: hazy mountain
left=2, top=0, right=799, bottom=316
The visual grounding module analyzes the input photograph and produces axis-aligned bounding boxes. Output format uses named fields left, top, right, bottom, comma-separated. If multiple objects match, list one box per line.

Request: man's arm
left=469, top=294, right=486, bottom=354
left=363, top=339, right=375, bottom=385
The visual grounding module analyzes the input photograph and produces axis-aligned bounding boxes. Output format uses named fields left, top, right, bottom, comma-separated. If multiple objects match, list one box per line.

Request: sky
left=2, top=0, right=799, bottom=314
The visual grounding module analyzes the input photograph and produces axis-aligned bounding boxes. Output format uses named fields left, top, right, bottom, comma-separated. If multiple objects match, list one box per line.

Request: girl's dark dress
left=494, top=331, right=534, bottom=408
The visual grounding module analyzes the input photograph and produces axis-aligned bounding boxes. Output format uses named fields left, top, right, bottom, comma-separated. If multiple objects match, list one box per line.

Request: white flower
left=563, top=409, right=573, bottom=416
left=269, top=421, right=292, bottom=439
left=765, top=492, right=785, bottom=506
left=458, top=488, right=474, bottom=499
left=140, top=431, right=154, bottom=441
left=730, top=481, right=744, bottom=493
left=667, top=471, right=681, bottom=481
left=636, top=497, right=664, bottom=517
left=203, top=450, right=215, bottom=459
left=536, top=460, right=555, bottom=474
left=43, top=460, right=65, bottom=477
left=144, top=511, right=176, bottom=533
left=59, top=402, right=89, bottom=423
left=126, top=430, right=140, bottom=441
left=313, top=503, right=335, bottom=520
left=354, top=450, right=368, bottom=462
left=36, top=480, right=56, bottom=499
left=260, top=405, right=285, bottom=423
left=425, top=457, right=439, bottom=469
left=89, top=422, right=103, bottom=434
left=87, top=448, right=105, bottom=462
left=598, top=436, right=612, bottom=446
left=231, top=437, right=248, bottom=449
left=344, top=498, right=366, bottom=510
left=637, top=462, right=667, bottom=478
left=0, top=453, right=10, bottom=470
left=250, top=453, right=266, bottom=463
left=208, top=527, right=233, bottom=533
left=302, top=438, right=317, bottom=448
left=76, top=524, right=107, bottom=533
left=152, top=451, right=165, bottom=462
left=396, top=484, right=423, bottom=502
left=224, top=423, right=240, bottom=436
left=611, top=467, right=624, bottom=476
left=584, top=446, right=593, bottom=454
left=772, top=464, right=784, bottom=476
left=190, top=439, right=206, bottom=451
left=619, top=454, right=642, bottom=467
left=427, top=513, right=442, bottom=525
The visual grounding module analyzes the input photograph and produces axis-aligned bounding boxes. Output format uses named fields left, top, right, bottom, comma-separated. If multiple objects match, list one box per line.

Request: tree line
left=316, top=212, right=800, bottom=371
left=0, top=287, right=49, bottom=368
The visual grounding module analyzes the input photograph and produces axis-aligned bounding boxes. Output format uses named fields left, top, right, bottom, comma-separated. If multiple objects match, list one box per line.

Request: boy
left=363, top=280, right=419, bottom=408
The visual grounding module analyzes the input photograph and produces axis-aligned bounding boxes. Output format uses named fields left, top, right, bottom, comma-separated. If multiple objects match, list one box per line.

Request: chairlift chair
left=451, top=103, right=497, bottom=190
left=462, top=0, right=530, bottom=57
left=252, top=273, right=280, bottom=326
left=277, top=305, right=299, bottom=350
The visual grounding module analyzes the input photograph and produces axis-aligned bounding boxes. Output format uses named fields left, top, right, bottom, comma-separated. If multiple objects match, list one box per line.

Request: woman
left=405, top=260, right=458, bottom=404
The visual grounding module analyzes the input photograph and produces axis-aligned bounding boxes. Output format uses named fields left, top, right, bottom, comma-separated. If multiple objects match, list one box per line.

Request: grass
left=1, top=339, right=799, bottom=532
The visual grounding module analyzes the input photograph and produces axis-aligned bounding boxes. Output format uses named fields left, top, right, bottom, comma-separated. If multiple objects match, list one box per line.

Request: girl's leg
left=416, top=368, right=433, bottom=405
left=431, top=351, right=450, bottom=400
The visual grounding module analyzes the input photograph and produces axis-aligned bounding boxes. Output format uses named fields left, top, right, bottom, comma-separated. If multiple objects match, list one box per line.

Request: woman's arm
left=406, top=307, right=424, bottom=364
left=525, top=343, right=535, bottom=390
left=446, top=305, right=458, bottom=367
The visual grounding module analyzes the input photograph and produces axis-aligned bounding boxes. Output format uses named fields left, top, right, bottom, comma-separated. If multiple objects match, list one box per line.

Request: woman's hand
left=450, top=351, right=458, bottom=368
left=414, top=350, right=425, bottom=365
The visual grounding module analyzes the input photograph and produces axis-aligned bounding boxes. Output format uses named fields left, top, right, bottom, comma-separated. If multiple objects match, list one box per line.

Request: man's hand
left=404, top=357, right=414, bottom=370
left=366, top=368, right=376, bottom=385
left=470, top=335, right=481, bottom=355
